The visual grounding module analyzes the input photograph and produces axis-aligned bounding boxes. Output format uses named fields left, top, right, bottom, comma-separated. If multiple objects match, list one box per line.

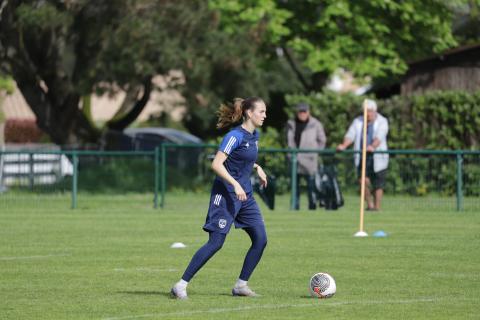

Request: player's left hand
left=257, top=166, right=268, bottom=188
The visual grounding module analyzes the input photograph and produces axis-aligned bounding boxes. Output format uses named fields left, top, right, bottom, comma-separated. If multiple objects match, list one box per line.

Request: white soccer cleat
left=232, top=285, right=259, bottom=297
left=170, top=284, right=188, bottom=300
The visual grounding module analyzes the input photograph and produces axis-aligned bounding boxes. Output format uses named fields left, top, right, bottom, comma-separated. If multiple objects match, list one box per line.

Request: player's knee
left=209, top=241, right=224, bottom=253
left=254, top=234, right=267, bottom=250
left=260, top=237, right=267, bottom=250
left=205, top=240, right=223, bottom=253
left=207, top=233, right=226, bottom=252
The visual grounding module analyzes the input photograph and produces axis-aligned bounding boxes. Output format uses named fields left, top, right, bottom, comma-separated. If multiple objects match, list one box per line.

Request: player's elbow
left=211, top=160, right=222, bottom=173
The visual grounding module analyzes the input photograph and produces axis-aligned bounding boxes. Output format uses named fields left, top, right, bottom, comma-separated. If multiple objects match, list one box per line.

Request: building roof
left=408, top=43, right=480, bottom=67
left=370, top=43, right=480, bottom=97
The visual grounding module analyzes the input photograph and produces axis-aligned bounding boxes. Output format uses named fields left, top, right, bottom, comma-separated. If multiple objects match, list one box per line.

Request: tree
left=179, top=24, right=303, bottom=138
left=1, top=0, right=467, bottom=146
left=0, top=0, right=301, bottom=144
left=210, top=0, right=461, bottom=90
left=0, top=1, right=210, bottom=145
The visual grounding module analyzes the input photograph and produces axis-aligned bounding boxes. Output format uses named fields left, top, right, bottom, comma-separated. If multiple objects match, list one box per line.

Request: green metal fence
left=0, top=146, right=479, bottom=211
left=0, top=149, right=156, bottom=209
left=158, top=144, right=480, bottom=212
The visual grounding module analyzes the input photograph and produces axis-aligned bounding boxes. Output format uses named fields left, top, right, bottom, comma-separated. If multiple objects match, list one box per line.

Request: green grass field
left=1, top=193, right=479, bottom=319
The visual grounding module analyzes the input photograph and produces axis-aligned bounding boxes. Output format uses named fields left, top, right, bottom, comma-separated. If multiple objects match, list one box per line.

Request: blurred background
left=0, top=0, right=479, bottom=208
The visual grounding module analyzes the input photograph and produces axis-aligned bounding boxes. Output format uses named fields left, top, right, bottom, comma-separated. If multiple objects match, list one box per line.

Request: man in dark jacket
left=287, top=103, right=327, bottom=210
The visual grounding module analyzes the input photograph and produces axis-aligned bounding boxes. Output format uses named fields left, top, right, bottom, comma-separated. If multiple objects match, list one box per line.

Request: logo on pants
left=218, top=219, right=227, bottom=229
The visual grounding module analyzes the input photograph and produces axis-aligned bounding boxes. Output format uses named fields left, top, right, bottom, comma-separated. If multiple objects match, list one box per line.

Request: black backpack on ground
left=315, top=165, right=344, bottom=210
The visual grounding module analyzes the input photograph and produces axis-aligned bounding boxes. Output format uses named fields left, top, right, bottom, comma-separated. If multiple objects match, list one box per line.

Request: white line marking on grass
left=429, top=272, right=479, bottom=279
left=114, top=268, right=178, bottom=273
left=136, top=268, right=178, bottom=272
left=0, top=254, right=70, bottom=261
left=103, top=297, right=451, bottom=320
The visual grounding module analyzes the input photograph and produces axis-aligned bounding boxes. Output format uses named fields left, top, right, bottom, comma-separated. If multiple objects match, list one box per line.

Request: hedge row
left=283, top=90, right=480, bottom=150
left=254, top=90, right=480, bottom=195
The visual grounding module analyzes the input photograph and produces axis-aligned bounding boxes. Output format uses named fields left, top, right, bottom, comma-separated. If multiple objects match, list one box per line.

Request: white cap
left=364, top=99, right=377, bottom=111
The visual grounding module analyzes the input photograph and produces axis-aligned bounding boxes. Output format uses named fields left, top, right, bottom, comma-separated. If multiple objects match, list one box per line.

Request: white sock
left=235, top=279, right=247, bottom=288
left=176, top=279, right=188, bottom=288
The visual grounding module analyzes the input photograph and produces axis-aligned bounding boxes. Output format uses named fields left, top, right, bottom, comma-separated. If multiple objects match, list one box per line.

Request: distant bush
left=4, top=118, right=45, bottom=143
left=280, top=90, right=480, bottom=196
left=285, top=90, right=480, bottom=150
left=256, top=127, right=290, bottom=194
left=74, top=157, right=154, bottom=193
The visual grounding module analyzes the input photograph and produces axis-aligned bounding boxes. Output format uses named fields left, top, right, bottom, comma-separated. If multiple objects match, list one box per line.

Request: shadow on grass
left=116, top=290, right=317, bottom=300
left=194, top=293, right=315, bottom=299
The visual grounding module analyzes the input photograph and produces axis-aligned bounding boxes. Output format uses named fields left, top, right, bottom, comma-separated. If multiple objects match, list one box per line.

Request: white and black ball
left=309, top=272, right=336, bottom=298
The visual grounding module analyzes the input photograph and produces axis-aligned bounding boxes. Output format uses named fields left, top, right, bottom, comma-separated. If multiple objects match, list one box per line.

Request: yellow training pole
left=354, top=100, right=369, bottom=237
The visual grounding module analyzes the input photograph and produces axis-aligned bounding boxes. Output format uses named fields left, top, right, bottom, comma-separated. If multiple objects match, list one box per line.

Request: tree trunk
left=282, top=46, right=311, bottom=92
left=106, top=77, right=153, bottom=131
left=15, top=76, right=100, bottom=147
left=1, top=0, right=100, bottom=148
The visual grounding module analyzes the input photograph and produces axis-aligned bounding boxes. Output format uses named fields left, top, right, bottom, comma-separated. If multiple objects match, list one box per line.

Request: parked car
left=110, top=127, right=205, bottom=173
left=123, top=127, right=203, bottom=150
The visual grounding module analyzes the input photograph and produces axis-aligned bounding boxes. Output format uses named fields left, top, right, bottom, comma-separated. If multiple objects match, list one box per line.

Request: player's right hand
left=234, top=183, right=247, bottom=201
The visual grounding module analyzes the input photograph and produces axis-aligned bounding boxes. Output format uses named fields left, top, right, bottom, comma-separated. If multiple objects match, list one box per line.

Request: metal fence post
left=154, top=147, right=159, bottom=209
left=28, top=152, right=34, bottom=190
left=456, top=152, right=463, bottom=211
left=290, top=150, right=298, bottom=210
left=160, top=144, right=166, bottom=208
left=71, top=152, right=78, bottom=209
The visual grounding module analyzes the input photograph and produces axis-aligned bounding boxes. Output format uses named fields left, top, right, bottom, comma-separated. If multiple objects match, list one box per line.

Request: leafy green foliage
left=183, top=0, right=469, bottom=137
left=210, top=0, right=458, bottom=81
left=0, top=76, right=14, bottom=123
left=285, top=90, right=365, bottom=148
left=284, top=90, right=480, bottom=196
left=256, top=127, right=290, bottom=193
left=16, top=2, right=72, bottom=30
left=2, top=0, right=476, bottom=146
left=0, top=76, right=15, bottom=94
left=209, top=0, right=292, bottom=43
left=77, top=157, right=155, bottom=193
left=286, top=90, right=480, bottom=150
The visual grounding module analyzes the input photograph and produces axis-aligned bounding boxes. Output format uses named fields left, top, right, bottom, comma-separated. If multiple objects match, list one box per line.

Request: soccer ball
left=309, top=272, right=336, bottom=298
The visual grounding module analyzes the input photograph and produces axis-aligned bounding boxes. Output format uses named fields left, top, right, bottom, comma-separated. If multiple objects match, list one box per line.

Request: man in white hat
left=337, top=99, right=389, bottom=211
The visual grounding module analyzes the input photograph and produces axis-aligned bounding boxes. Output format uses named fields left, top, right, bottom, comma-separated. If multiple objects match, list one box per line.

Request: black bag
left=251, top=175, right=276, bottom=210
left=315, top=165, right=344, bottom=210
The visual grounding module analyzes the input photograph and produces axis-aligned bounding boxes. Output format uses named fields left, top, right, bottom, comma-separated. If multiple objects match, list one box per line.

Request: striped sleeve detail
left=223, top=136, right=237, bottom=154
left=219, top=131, right=242, bottom=155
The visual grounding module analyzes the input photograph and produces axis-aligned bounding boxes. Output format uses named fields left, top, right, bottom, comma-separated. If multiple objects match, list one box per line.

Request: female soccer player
left=171, top=97, right=268, bottom=299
